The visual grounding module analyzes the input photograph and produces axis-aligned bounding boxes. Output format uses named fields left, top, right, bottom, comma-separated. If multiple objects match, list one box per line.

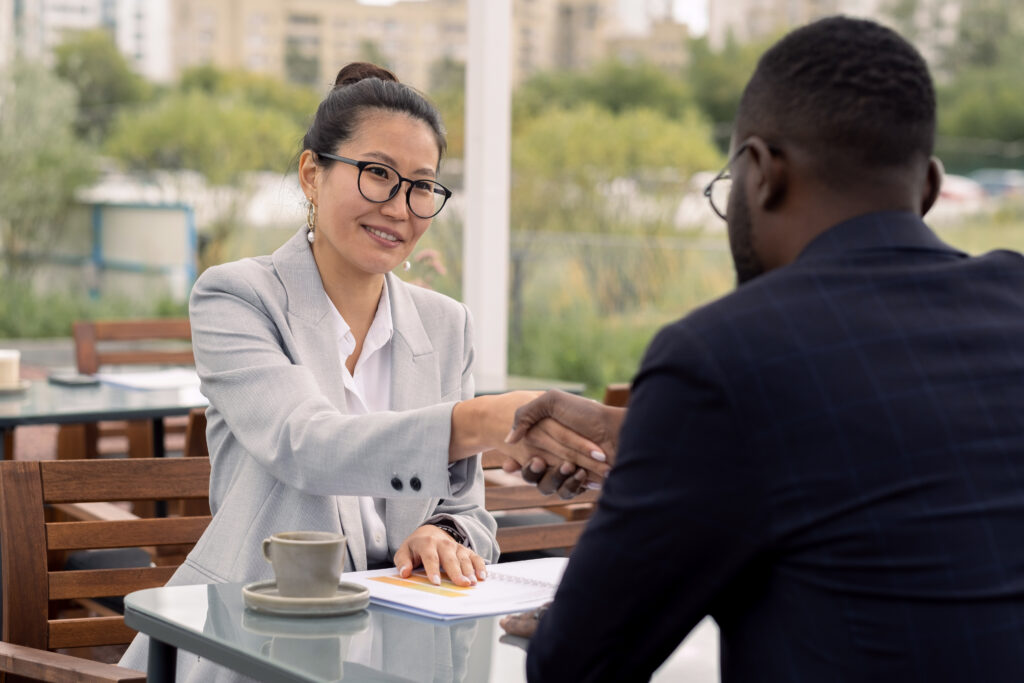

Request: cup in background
left=262, top=531, right=346, bottom=598
left=0, top=350, right=20, bottom=389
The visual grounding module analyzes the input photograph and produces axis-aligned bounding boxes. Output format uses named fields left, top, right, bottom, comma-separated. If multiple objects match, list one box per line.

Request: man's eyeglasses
left=315, top=152, right=453, bottom=219
left=703, top=143, right=749, bottom=221
left=703, top=142, right=782, bottom=221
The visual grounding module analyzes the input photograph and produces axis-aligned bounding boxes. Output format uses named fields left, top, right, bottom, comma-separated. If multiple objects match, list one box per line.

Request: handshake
left=498, top=390, right=627, bottom=499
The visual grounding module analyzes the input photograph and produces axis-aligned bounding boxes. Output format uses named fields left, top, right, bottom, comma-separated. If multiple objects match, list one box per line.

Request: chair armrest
left=0, top=641, right=146, bottom=682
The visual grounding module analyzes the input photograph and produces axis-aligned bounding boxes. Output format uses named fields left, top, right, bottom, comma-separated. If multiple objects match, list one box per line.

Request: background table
left=125, top=582, right=718, bottom=682
left=0, top=379, right=207, bottom=460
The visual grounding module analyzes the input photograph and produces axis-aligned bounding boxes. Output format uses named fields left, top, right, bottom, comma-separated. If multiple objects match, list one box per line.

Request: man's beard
left=727, top=187, right=765, bottom=285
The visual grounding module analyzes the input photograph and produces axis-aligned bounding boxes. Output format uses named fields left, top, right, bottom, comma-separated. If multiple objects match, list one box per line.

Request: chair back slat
left=74, top=319, right=193, bottom=375
left=48, top=618, right=137, bottom=650
left=485, top=485, right=600, bottom=511
left=49, top=567, right=177, bottom=601
left=41, top=458, right=211, bottom=503
left=496, top=522, right=587, bottom=553
left=0, top=462, right=50, bottom=650
left=46, top=517, right=211, bottom=551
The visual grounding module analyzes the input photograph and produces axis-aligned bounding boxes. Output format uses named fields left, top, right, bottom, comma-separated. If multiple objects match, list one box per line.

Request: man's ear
left=920, top=156, right=943, bottom=217
left=746, top=137, right=787, bottom=212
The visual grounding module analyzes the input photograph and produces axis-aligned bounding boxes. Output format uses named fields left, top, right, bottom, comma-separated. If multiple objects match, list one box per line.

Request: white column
left=463, top=0, right=511, bottom=390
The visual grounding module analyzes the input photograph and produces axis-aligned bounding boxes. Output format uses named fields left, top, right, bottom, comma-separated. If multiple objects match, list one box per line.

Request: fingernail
left=479, top=569, right=488, bottom=579
left=590, top=450, right=606, bottom=462
left=574, top=469, right=587, bottom=481
left=586, top=482, right=602, bottom=490
left=504, top=428, right=516, bottom=443
left=398, top=564, right=410, bottom=575
left=430, top=574, right=441, bottom=585
left=529, top=460, right=546, bottom=473
left=469, top=575, right=478, bottom=585
left=559, top=462, right=574, bottom=475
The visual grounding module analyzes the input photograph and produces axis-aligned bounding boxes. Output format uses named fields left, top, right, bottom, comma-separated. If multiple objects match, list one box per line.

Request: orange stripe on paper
left=370, top=575, right=469, bottom=598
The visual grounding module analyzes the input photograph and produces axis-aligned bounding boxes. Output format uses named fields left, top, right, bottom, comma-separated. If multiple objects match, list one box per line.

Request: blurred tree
left=179, top=66, right=321, bottom=129
left=105, top=87, right=305, bottom=268
left=514, top=60, right=694, bottom=125
left=53, top=29, right=148, bottom=142
left=0, top=60, right=97, bottom=280
left=358, top=40, right=392, bottom=71
left=948, top=0, right=1024, bottom=71
left=510, top=104, right=721, bottom=331
left=105, top=90, right=301, bottom=184
left=686, top=35, right=773, bottom=143
left=285, top=44, right=321, bottom=86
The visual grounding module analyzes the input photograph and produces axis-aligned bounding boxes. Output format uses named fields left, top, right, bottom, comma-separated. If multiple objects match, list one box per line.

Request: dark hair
left=302, top=62, right=447, bottom=167
left=736, top=16, right=935, bottom=181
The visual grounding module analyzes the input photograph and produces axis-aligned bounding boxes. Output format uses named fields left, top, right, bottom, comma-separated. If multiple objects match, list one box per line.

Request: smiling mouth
left=364, top=225, right=402, bottom=243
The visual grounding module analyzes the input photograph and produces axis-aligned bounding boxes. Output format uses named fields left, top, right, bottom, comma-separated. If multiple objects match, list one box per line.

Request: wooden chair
left=0, top=457, right=212, bottom=682
left=483, top=383, right=629, bottom=557
left=58, top=319, right=193, bottom=461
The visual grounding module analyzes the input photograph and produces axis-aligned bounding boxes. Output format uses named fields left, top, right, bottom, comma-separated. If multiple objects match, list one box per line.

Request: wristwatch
left=429, top=519, right=468, bottom=546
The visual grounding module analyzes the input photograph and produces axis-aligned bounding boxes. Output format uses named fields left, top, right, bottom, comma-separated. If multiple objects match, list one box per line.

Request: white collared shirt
left=325, top=280, right=394, bottom=565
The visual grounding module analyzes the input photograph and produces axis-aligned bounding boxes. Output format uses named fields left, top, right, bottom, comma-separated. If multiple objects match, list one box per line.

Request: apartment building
left=707, top=0, right=960, bottom=68
left=170, top=0, right=617, bottom=90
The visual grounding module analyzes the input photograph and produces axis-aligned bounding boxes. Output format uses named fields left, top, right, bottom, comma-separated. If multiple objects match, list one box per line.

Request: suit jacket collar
left=797, top=211, right=966, bottom=265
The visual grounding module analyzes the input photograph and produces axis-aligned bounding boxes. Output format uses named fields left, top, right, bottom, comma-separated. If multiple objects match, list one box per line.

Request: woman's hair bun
left=334, top=62, right=399, bottom=87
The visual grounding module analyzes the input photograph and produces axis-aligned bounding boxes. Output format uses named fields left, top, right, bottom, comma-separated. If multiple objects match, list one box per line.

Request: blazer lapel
left=385, top=274, right=440, bottom=535
left=270, top=229, right=367, bottom=569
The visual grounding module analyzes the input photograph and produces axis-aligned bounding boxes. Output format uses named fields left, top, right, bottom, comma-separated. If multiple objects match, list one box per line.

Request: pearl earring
left=306, top=198, right=316, bottom=243
left=403, top=260, right=411, bottom=271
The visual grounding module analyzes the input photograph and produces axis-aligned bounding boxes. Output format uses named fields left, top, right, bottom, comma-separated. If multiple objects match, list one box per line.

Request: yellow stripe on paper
left=371, top=575, right=469, bottom=598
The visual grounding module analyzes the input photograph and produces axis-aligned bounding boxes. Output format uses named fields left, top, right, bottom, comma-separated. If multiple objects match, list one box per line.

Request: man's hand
left=499, top=602, right=550, bottom=639
left=506, top=390, right=626, bottom=466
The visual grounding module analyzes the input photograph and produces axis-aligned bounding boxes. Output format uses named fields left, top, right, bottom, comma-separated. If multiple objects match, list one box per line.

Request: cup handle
left=262, top=538, right=273, bottom=563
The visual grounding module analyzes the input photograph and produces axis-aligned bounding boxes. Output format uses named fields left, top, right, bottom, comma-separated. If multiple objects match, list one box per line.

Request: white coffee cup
left=0, top=350, right=20, bottom=389
left=262, top=531, right=347, bottom=598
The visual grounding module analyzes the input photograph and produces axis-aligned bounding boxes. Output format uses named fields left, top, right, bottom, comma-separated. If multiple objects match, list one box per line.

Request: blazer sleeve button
left=390, top=476, right=403, bottom=491
left=410, top=476, right=422, bottom=491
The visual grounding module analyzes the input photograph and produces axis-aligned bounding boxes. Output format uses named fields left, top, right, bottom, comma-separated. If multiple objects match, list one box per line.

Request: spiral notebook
left=343, top=557, right=568, bottom=621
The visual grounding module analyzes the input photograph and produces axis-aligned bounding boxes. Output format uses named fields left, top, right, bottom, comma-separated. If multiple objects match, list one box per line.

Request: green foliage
left=514, top=60, right=694, bottom=124
left=938, top=67, right=1024, bottom=143
left=105, top=89, right=303, bottom=185
left=179, top=67, right=320, bottom=128
left=948, top=0, right=1024, bottom=71
left=0, top=282, right=182, bottom=339
left=53, top=29, right=149, bottom=142
left=686, top=35, right=774, bottom=134
left=0, top=60, right=98, bottom=281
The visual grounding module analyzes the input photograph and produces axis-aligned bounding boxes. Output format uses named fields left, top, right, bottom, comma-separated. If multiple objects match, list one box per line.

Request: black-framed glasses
left=703, top=143, right=749, bottom=221
left=315, top=151, right=453, bottom=219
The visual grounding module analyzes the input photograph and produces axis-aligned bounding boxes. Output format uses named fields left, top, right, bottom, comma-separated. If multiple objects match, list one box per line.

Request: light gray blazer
left=122, top=228, right=497, bottom=678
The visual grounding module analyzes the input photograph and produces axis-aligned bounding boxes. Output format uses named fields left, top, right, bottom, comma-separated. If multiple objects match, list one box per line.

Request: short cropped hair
left=737, top=16, right=935, bottom=178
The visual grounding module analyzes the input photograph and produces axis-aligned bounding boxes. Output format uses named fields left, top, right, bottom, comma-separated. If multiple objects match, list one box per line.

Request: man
left=506, top=16, right=1024, bottom=682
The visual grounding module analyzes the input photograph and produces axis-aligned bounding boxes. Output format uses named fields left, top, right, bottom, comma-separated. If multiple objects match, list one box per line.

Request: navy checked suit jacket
left=528, top=211, right=1024, bottom=682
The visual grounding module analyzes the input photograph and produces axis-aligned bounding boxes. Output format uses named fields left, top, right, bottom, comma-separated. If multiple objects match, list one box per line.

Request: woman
left=121, top=62, right=577, bottom=679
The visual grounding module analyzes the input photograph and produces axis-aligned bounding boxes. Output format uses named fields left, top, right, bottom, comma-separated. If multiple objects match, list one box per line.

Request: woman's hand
left=393, top=524, right=487, bottom=587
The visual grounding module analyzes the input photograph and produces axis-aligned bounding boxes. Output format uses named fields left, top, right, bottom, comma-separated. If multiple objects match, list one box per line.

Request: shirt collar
left=325, top=278, right=395, bottom=359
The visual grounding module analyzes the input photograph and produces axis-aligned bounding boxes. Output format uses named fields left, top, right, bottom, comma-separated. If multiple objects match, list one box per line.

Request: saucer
left=242, top=580, right=370, bottom=618
left=0, top=380, right=30, bottom=396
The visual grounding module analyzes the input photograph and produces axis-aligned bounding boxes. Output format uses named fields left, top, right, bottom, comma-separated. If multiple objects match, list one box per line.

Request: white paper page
left=95, top=368, right=200, bottom=390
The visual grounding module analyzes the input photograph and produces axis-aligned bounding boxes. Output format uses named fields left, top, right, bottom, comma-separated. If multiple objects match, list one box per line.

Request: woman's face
left=301, top=110, right=441, bottom=282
